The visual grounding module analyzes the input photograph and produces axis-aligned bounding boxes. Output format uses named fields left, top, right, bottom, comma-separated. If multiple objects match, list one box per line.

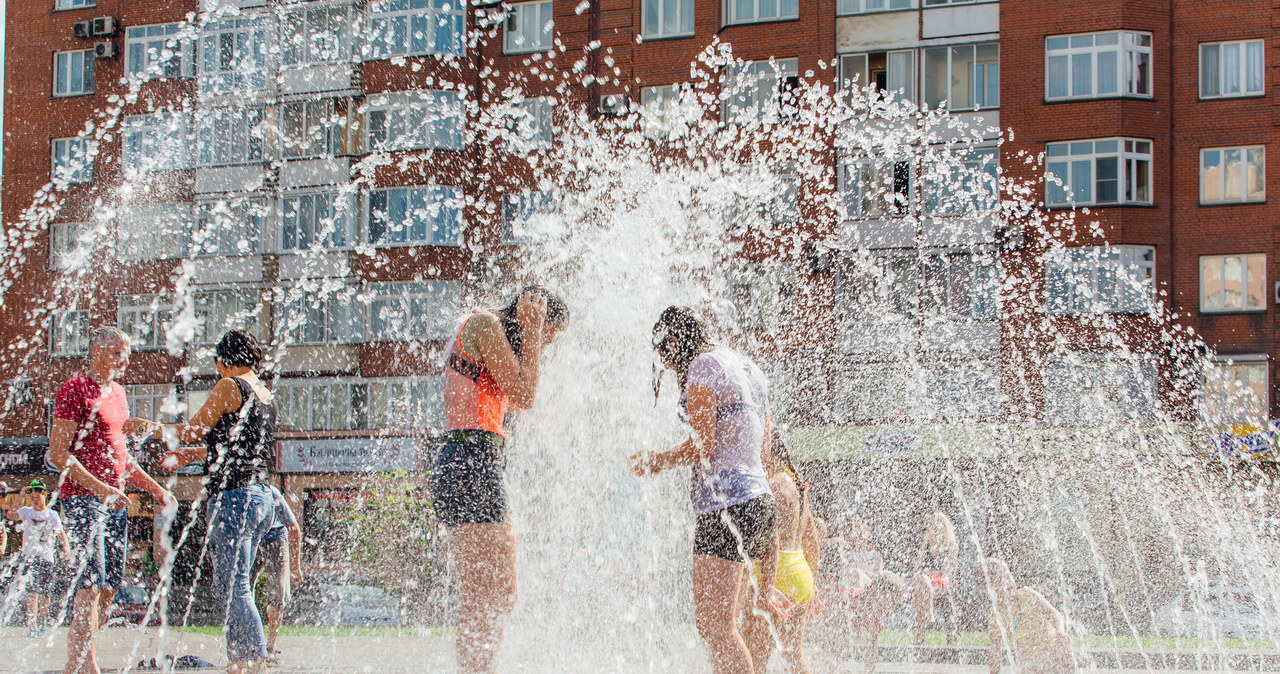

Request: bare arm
left=289, top=523, right=303, bottom=585
left=474, top=293, right=548, bottom=412
left=633, top=384, right=717, bottom=475
left=59, top=529, right=71, bottom=558
left=122, top=417, right=158, bottom=435
left=156, top=378, right=241, bottom=469
left=123, top=456, right=171, bottom=504
left=49, top=418, right=128, bottom=506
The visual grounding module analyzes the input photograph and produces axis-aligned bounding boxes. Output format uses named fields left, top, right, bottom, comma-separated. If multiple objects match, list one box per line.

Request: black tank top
left=203, top=377, right=276, bottom=494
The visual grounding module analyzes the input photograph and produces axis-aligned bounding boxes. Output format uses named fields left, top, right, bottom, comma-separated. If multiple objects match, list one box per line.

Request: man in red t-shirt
left=50, top=326, right=171, bottom=674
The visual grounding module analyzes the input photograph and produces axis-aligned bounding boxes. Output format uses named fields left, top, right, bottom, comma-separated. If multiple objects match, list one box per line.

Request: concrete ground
left=2, top=627, right=1275, bottom=673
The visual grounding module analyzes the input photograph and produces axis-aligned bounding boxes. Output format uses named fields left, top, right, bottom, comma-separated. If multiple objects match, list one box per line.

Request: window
left=838, top=51, right=915, bottom=102
left=55, top=0, right=94, bottom=8
left=728, top=264, right=797, bottom=330
left=118, top=203, right=192, bottom=261
left=193, top=198, right=267, bottom=256
left=727, top=0, right=799, bottom=25
left=125, top=384, right=184, bottom=423
left=726, top=169, right=799, bottom=228
left=1203, top=359, right=1268, bottom=425
left=1200, top=254, right=1266, bottom=313
left=50, top=310, right=90, bottom=357
left=643, top=0, right=694, bottom=38
left=125, top=23, right=193, bottom=80
left=200, top=17, right=272, bottom=93
left=723, top=59, right=800, bottom=122
left=923, top=43, right=999, bottom=111
left=191, top=289, right=261, bottom=346
left=1046, top=31, right=1151, bottom=100
left=1045, top=138, right=1151, bottom=207
left=283, top=4, right=356, bottom=66
left=282, top=99, right=346, bottom=160
left=924, top=364, right=1002, bottom=419
left=837, top=0, right=910, bottom=15
left=923, top=148, right=999, bottom=216
left=504, top=1, right=554, bottom=54
left=274, top=377, right=444, bottom=431
left=276, top=288, right=365, bottom=345
left=1042, top=355, right=1156, bottom=425
left=1200, top=146, right=1265, bottom=204
left=641, top=84, right=694, bottom=139
left=122, top=114, right=191, bottom=171
left=367, top=281, right=461, bottom=342
left=280, top=192, right=356, bottom=252
left=50, top=222, right=86, bottom=270
left=118, top=294, right=174, bottom=351
left=501, top=191, right=555, bottom=243
left=1200, top=40, right=1264, bottom=99
left=838, top=157, right=913, bottom=219
left=836, top=253, right=919, bottom=324
left=196, top=107, right=267, bottom=167
left=366, top=0, right=466, bottom=58
left=1045, top=245, right=1154, bottom=315
left=503, top=97, right=554, bottom=151
left=53, top=50, right=94, bottom=96
left=922, top=0, right=982, bottom=5
left=52, top=137, right=93, bottom=184
left=920, top=252, right=999, bottom=319
left=365, top=91, right=464, bottom=152
left=367, top=186, right=463, bottom=246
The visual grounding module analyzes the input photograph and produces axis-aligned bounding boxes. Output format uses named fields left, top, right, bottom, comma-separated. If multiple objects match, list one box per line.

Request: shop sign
left=0, top=438, right=49, bottom=474
left=1210, top=423, right=1275, bottom=461
left=278, top=437, right=422, bottom=473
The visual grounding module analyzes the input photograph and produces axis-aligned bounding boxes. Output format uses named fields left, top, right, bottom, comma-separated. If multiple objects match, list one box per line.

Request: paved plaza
left=3, top=628, right=1277, bottom=673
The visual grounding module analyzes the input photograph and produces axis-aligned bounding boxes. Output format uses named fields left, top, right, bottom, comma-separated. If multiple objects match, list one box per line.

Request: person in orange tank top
left=430, top=286, right=569, bottom=674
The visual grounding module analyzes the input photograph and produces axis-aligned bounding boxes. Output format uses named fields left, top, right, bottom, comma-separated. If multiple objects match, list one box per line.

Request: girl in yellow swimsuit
left=743, top=430, right=823, bottom=674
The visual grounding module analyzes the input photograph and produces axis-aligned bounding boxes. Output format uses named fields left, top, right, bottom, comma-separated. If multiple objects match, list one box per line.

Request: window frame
left=1202, top=356, right=1269, bottom=426
left=504, top=0, right=555, bottom=54
left=836, top=0, right=912, bottom=16
left=278, top=190, right=358, bottom=253
left=52, top=137, right=94, bottom=184
left=118, top=293, right=176, bottom=352
left=1199, top=40, right=1265, bottom=100
left=1199, top=145, right=1266, bottom=205
left=124, top=383, right=185, bottom=423
left=922, top=42, right=1000, bottom=111
left=1199, top=253, right=1267, bottom=314
left=500, top=191, right=555, bottom=244
left=125, top=23, right=194, bottom=81
left=49, top=310, right=90, bottom=357
left=1044, top=31, right=1152, bottom=102
left=122, top=113, right=192, bottom=172
left=722, top=58, right=801, bottom=123
left=190, top=289, right=262, bottom=347
left=53, top=49, right=95, bottom=97
left=198, top=15, right=273, bottom=94
left=275, top=286, right=366, bottom=346
left=192, top=198, right=268, bottom=257
left=503, top=97, right=555, bottom=152
left=54, top=0, right=95, bottom=9
left=117, top=203, right=193, bottom=261
left=273, top=376, right=445, bottom=432
left=365, top=280, right=461, bottom=343
left=50, top=222, right=87, bottom=270
left=365, top=0, right=466, bottom=59
left=364, top=90, right=465, bottom=153
left=837, top=155, right=915, bottom=220
left=282, top=3, right=358, bottom=67
left=725, top=0, right=800, bottom=26
left=364, top=185, right=464, bottom=248
left=922, top=147, right=1000, bottom=217
left=1044, top=245, right=1156, bottom=316
left=837, top=51, right=916, bottom=103
left=642, top=0, right=695, bottom=39
left=195, top=106, right=268, bottom=168
left=1045, top=137, right=1152, bottom=208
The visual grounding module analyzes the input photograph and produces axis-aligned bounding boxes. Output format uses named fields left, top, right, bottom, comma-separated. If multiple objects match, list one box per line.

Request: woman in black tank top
left=155, top=330, right=278, bottom=674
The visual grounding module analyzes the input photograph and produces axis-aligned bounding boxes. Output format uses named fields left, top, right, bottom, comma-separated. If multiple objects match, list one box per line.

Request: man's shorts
left=252, top=538, right=291, bottom=607
left=17, top=558, right=55, bottom=596
left=62, top=495, right=128, bottom=592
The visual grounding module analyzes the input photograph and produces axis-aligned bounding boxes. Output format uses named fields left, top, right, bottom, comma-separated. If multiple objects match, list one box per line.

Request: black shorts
left=693, top=494, right=777, bottom=563
left=430, top=431, right=507, bottom=528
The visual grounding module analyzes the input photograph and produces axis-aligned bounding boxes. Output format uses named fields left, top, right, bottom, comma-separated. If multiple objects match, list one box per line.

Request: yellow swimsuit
left=753, top=550, right=815, bottom=605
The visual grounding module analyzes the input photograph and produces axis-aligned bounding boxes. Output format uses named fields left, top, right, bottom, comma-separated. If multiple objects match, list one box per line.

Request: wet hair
left=652, top=306, right=716, bottom=400
left=926, top=510, right=959, bottom=554
left=497, top=285, right=569, bottom=357
left=89, top=326, right=129, bottom=351
left=216, top=330, right=263, bottom=370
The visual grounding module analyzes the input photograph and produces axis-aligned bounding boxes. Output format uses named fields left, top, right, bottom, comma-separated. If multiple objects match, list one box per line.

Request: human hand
left=766, top=586, right=795, bottom=619
left=629, top=451, right=654, bottom=477
left=808, top=592, right=826, bottom=620
left=100, top=486, right=130, bottom=510
left=516, top=291, right=548, bottom=344
left=153, top=488, right=174, bottom=507
left=292, top=568, right=304, bottom=587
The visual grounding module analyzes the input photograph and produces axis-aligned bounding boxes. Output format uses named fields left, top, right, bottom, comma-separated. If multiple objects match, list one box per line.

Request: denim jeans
left=207, top=484, right=274, bottom=662
left=62, top=495, right=128, bottom=592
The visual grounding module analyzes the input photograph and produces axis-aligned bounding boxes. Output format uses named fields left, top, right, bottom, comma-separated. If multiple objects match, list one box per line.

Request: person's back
left=771, top=472, right=803, bottom=551
left=683, top=349, right=771, bottom=512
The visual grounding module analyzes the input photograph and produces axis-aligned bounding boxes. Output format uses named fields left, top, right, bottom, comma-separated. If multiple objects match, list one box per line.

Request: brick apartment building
left=0, top=0, right=1273, bottom=580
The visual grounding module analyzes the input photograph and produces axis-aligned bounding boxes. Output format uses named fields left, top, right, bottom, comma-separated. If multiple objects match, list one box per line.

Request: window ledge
left=1042, top=95, right=1155, bottom=104
left=836, top=8, right=918, bottom=17
left=502, top=46, right=554, bottom=56
left=722, top=15, right=801, bottom=28
left=638, top=33, right=697, bottom=42
left=1198, top=93, right=1266, bottom=102
left=1199, top=199, right=1267, bottom=207
left=52, top=92, right=95, bottom=99
left=1043, top=202, right=1154, bottom=211
left=1199, top=309, right=1268, bottom=316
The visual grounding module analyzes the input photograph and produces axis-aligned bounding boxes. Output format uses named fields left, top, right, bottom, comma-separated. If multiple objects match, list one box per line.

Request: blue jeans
left=62, top=495, right=128, bottom=592
left=207, top=485, right=273, bottom=662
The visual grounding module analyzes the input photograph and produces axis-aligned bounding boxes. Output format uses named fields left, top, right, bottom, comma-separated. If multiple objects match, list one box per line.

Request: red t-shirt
left=54, top=373, right=130, bottom=499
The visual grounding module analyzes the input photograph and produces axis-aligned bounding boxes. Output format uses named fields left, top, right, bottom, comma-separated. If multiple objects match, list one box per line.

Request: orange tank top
left=444, top=314, right=509, bottom=438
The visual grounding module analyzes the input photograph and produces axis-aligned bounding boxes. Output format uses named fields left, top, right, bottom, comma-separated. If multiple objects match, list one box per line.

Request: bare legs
left=910, top=574, right=935, bottom=645
left=743, top=595, right=811, bottom=674
left=64, top=587, right=115, bottom=674
left=26, top=592, right=50, bottom=631
left=452, top=521, right=517, bottom=674
left=265, top=605, right=284, bottom=653
left=693, top=555, right=752, bottom=674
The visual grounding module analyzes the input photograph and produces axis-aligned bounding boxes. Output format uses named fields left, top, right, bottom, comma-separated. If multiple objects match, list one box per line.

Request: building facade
left=0, top=0, right=1274, bottom=566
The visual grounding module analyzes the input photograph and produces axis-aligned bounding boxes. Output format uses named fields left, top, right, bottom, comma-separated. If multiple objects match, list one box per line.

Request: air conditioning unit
left=72, top=21, right=92, bottom=39
left=598, top=94, right=630, bottom=117
left=91, top=17, right=117, bottom=37
left=93, top=41, right=117, bottom=59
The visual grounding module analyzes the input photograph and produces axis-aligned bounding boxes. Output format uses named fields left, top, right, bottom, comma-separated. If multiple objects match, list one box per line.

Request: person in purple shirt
left=633, top=306, right=787, bottom=674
